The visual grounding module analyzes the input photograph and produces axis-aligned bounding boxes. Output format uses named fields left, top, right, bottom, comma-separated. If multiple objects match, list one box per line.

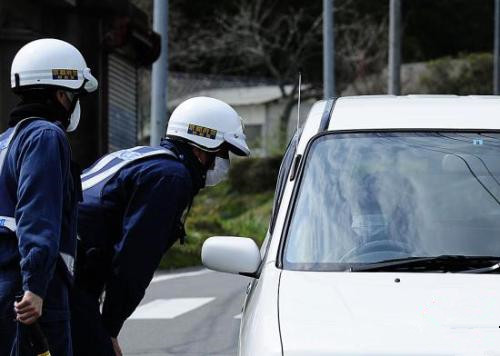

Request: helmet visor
left=224, top=131, right=250, bottom=156
left=82, top=68, right=98, bottom=93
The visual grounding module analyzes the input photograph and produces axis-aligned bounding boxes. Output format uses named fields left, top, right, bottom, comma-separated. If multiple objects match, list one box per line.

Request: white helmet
left=167, top=96, right=250, bottom=156
left=10, top=38, right=98, bottom=94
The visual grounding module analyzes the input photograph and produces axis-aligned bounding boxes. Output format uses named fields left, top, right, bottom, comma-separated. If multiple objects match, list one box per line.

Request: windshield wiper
left=459, top=262, right=500, bottom=274
left=349, top=255, right=500, bottom=273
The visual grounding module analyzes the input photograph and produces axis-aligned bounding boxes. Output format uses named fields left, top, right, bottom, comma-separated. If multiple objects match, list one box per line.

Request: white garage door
left=107, top=54, right=137, bottom=151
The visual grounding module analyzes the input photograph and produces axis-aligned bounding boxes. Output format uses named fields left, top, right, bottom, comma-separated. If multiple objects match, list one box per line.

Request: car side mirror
left=201, top=236, right=261, bottom=277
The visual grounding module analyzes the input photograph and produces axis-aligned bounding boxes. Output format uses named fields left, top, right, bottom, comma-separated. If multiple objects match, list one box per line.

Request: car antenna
left=296, top=70, right=302, bottom=132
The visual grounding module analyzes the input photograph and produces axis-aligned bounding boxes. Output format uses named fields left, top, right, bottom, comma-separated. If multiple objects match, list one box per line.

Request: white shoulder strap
left=0, top=117, right=38, bottom=233
left=82, top=147, right=177, bottom=191
left=0, top=118, right=37, bottom=176
left=0, top=130, right=16, bottom=177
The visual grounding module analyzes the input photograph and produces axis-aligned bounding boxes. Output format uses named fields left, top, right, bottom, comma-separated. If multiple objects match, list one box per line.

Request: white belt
left=0, top=217, right=74, bottom=276
left=0, top=216, right=16, bottom=232
left=60, top=252, right=75, bottom=277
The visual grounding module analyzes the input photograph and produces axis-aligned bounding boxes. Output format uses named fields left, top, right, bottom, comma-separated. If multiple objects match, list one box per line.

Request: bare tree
left=335, top=4, right=388, bottom=94
left=171, top=0, right=323, bottom=146
left=170, top=0, right=387, bottom=147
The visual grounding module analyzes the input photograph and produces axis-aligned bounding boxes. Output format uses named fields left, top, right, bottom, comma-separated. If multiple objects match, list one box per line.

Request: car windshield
left=283, top=132, right=500, bottom=271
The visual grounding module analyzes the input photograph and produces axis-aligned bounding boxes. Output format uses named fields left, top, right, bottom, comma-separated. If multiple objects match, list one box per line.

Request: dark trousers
left=0, top=268, right=72, bottom=356
left=70, top=286, right=114, bottom=356
left=0, top=268, right=19, bottom=356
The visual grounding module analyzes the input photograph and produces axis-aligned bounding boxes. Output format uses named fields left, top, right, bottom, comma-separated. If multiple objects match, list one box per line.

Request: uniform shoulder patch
left=52, top=69, right=78, bottom=80
left=187, top=124, right=217, bottom=140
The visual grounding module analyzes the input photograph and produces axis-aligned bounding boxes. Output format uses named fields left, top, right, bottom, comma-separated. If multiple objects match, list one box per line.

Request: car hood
left=279, top=271, right=500, bottom=356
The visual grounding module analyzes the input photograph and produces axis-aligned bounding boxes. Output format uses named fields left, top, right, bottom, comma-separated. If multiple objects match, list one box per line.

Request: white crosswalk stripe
left=129, top=298, right=215, bottom=320
left=151, top=269, right=212, bottom=284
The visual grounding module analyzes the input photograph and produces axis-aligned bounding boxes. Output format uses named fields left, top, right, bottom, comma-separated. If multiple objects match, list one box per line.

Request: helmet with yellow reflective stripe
left=166, top=96, right=250, bottom=156
left=10, top=38, right=98, bottom=94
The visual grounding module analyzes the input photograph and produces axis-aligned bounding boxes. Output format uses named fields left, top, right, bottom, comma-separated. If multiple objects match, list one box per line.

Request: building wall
left=263, top=99, right=314, bottom=156
left=0, top=1, right=158, bottom=168
left=0, top=1, right=102, bottom=167
left=232, top=104, right=266, bottom=155
left=264, top=101, right=284, bottom=155
left=235, top=104, right=266, bottom=126
left=236, top=99, right=315, bottom=157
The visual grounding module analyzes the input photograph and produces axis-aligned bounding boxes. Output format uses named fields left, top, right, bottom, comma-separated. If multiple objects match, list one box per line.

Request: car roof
left=328, top=95, right=500, bottom=131
left=295, top=95, right=500, bottom=155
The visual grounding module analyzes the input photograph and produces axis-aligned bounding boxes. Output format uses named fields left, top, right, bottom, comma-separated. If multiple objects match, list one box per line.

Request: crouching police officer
left=71, top=96, right=250, bottom=355
left=0, top=39, right=98, bottom=355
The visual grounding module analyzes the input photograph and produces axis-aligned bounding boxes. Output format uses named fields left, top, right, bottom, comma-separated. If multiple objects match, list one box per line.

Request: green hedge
left=158, top=157, right=279, bottom=270
left=420, top=53, right=492, bottom=94
left=228, top=156, right=282, bottom=194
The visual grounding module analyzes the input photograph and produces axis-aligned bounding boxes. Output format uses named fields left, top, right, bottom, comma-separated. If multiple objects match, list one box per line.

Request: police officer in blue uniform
left=0, top=38, right=98, bottom=355
left=71, top=96, right=250, bottom=355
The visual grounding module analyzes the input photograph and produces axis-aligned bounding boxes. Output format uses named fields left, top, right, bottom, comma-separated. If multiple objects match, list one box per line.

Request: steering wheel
left=339, top=239, right=413, bottom=263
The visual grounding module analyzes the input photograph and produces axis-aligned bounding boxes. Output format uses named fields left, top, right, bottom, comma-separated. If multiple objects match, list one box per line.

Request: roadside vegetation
left=159, top=156, right=281, bottom=269
left=420, top=53, right=492, bottom=94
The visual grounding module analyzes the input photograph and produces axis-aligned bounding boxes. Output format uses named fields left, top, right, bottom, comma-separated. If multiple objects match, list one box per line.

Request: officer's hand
left=14, top=291, right=43, bottom=325
left=111, top=337, right=123, bottom=356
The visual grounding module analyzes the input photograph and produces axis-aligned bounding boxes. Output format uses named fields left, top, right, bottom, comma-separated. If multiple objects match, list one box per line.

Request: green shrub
left=158, top=165, right=276, bottom=270
left=159, top=237, right=203, bottom=269
left=228, top=156, right=282, bottom=194
left=420, top=53, right=492, bottom=94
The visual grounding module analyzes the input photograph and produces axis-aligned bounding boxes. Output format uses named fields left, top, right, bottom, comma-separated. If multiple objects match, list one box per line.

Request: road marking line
left=233, top=313, right=242, bottom=319
left=151, top=269, right=212, bottom=284
left=129, top=298, right=215, bottom=319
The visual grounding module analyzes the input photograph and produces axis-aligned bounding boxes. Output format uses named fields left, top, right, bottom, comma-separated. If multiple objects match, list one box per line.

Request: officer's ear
left=215, top=147, right=229, bottom=159
left=191, top=147, right=211, bottom=167
left=54, top=90, right=71, bottom=111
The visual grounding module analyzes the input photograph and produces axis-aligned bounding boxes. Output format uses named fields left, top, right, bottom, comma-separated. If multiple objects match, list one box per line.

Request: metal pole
left=150, top=0, right=168, bottom=145
left=494, top=0, right=500, bottom=94
left=323, top=0, right=335, bottom=98
left=388, top=0, right=401, bottom=95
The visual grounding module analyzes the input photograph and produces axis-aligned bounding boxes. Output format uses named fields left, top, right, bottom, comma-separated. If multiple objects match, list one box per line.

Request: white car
left=202, top=95, right=500, bottom=356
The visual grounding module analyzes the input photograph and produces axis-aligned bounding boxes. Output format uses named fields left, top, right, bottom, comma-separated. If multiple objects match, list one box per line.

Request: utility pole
left=323, top=0, right=335, bottom=98
left=388, top=0, right=401, bottom=95
left=495, top=0, right=500, bottom=94
left=150, top=0, right=168, bottom=145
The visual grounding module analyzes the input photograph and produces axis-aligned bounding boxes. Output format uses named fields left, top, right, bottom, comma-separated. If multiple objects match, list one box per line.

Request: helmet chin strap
left=55, top=91, right=79, bottom=130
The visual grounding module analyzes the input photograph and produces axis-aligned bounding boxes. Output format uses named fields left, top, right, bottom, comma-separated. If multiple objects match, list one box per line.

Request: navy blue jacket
left=0, top=119, right=78, bottom=299
left=77, top=139, right=204, bottom=337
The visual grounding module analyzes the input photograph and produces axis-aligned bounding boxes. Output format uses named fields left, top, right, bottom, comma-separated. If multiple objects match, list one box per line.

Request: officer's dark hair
left=17, top=88, right=58, bottom=102
left=9, top=88, right=71, bottom=128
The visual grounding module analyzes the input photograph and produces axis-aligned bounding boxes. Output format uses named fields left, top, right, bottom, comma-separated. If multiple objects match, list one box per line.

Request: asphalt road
left=119, top=267, right=250, bottom=356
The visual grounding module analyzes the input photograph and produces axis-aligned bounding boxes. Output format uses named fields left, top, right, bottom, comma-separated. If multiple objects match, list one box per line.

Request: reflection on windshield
left=283, top=132, right=500, bottom=271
